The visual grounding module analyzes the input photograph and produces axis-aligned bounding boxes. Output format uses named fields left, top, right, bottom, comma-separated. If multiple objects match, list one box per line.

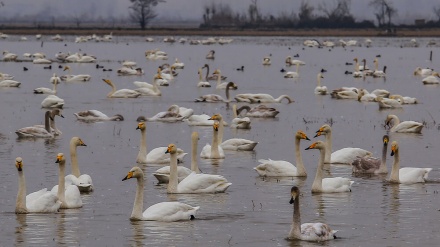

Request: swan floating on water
left=74, top=110, right=124, bottom=122
left=352, top=135, right=389, bottom=174
left=385, top=114, right=423, bottom=133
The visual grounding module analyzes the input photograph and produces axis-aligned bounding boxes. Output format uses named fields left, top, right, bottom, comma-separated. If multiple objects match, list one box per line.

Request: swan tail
left=153, top=173, right=170, bottom=184
left=423, top=168, right=433, bottom=180
left=216, top=182, right=232, bottom=192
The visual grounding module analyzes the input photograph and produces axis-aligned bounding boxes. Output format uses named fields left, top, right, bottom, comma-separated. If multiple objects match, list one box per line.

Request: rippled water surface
left=1, top=35, right=439, bottom=246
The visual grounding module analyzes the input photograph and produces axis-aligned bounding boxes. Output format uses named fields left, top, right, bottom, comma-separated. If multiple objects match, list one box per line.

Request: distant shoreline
left=1, top=27, right=440, bottom=37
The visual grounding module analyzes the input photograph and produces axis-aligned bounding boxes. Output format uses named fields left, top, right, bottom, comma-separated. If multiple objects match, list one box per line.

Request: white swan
left=284, top=63, right=300, bottom=78
left=195, top=82, right=237, bottom=102
left=376, top=96, right=402, bottom=109
left=305, top=141, right=354, bottom=193
left=0, top=73, right=21, bottom=87
left=372, top=58, right=387, bottom=77
left=385, top=115, right=423, bottom=133
left=138, top=107, right=184, bottom=122
left=200, top=122, right=225, bottom=159
left=352, top=58, right=363, bottom=78
left=206, top=50, right=215, bottom=59
left=51, top=153, right=83, bottom=209
left=236, top=105, right=279, bottom=118
left=235, top=93, right=294, bottom=103
left=14, top=157, right=62, bottom=214
left=136, top=122, right=187, bottom=164
left=389, top=94, right=418, bottom=104
left=167, top=143, right=232, bottom=193
left=285, top=56, right=305, bottom=66
left=197, top=67, right=211, bottom=87
left=64, top=137, right=93, bottom=192
left=167, top=105, right=194, bottom=119
left=102, top=79, right=141, bottom=98
left=61, top=66, right=91, bottom=81
left=414, top=67, right=434, bottom=76
left=357, top=89, right=377, bottom=102
left=183, top=114, right=228, bottom=126
left=117, top=67, right=143, bottom=76
left=352, top=135, right=389, bottom=174
left=34, top=73, right=58, bottom=94
left=315, top=124, right=372, bottom=164
left=314, top=73, right=327, bottom=95
left=15, top=111, right=54, bottom=138
left=288, top=186, right=337, bottom=241
left=231, top=104, right=251, bottom=129
left=3, top=50, right=17, bottom=61
left=172, top=58, right=184, bottom=69
left=255, top=130, right=309, bottom=177
left=41, top=95, right=64, bottom=108
left=371, top=89, right=390, bottom=98
left=204, top=64, right=227, bottom=81
left=122, top=60, right=137, bottom=67
left=422, top=72, right=440, bottom=84
left=389, top=141, right=432, bottom=184
left=213, top=70, right=235, bottom=89
left=262, top=57, right=271, bottom=65
left=74, top=110, right=124, bottom=122
left=134, top=74, right=162, bottom=96
left=33, top=58, right=52, bottom=64
left=330, top=88, right=358, bottom=99
left=76, top=54, right=96, bottom=63
left=122, top=166, right=199, bottom=221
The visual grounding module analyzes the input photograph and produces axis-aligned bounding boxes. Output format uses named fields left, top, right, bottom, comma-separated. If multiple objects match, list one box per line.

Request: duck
left=200, top=122, right=225, bottom=159
left=385, top=114, right=423, bottom=133
left=34, top=73, right=59, bottom=94
left=413, top=67, right=434, bottom=76
left=352, top=135, right=389, bottom=174
left=235, top=93, right=294, bottom=104
left=262, top=57, right=271, bottom=65
left=287, top=186, right=337, bottom=241
left=14, top=157, right=62, bottom=214
left=166, top=143, right=232, bottom=193
left=195, top=82, right=237, bottom=103
left=41, top=95, right=65, bottom=108
left=422, top=72, right=440, bottom=84
left=389, top=94, right=418, bottom=104
left=64, top=137, right=93, bottom=192
left=209, top=113, right=257, bottom=151
left=285, top=56, right=306, bottom=66
left=254, top=130, right=310, bottom=177
left=388, top=141, right=432, bottom=184
left=15, top=111, right=54, bottom=138
left=205, top=50, right=215, bottom=59
left=314, top=124, right=372, bottom=164
left=102, top=79, right=141, bottom=98
left=284, top=63, right=300, bottom=78
left=136, top=122, right=187, bottom=164
left=122, top=166, right=199, bottom=221
left=305, top=141, right=354, bottom=193
left=376, top=96, right=402, bottom=109
left=74, top=110, right=124, bottom=122
left=197, top=67, right=211, bottom=87
left=60, top=66, right=91, bottom=81
left=51, top=153, right=83, bottom=209
left=314, top=73, right=327, bottom=95
left=134, top=74, right=162, bottom=96
left=236, top=65, right=244, bottom=71
left=236, top=105, right=279, bottom=118
left=230, top=104, right=251, bottom=129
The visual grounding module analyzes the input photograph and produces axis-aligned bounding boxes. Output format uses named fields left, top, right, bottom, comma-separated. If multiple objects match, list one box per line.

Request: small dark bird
left=376, top=55, right=381, bottom=57
left=293, top=54, right=300, bottom=58
left=345, top=62, right=353, bottom=66
left=321, top=68, right=327, bottom=73
left=103, top=69, right=113, bottom=72
left=43, top=65, right=52, bottom=70
left=344, top=71, right=353, bottom=75
left=23, top=67, right=28, bottom=71
left=236, top=66, right=244, bottom=71
left=280, top=68, right=286, bottom=73
left=96, top=64, right=104, bottom=69
left=58, top=65, right=63, bottom=69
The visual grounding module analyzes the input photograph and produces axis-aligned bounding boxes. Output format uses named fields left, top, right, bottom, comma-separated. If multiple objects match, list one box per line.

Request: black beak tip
left=305, top=137, right=311, bottom=141
left=313, top=134, right=319, bottom=138
left=289, top=197, right=294, bottom=204
left=60, top=115, right=65, bottom=118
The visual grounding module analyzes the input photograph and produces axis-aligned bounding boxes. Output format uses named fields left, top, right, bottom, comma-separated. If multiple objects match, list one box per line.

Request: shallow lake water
left=0, top=35, right=439, bottom=246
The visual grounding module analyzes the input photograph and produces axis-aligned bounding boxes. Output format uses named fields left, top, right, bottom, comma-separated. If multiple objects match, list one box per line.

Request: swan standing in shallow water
left=64, top=137, right=93, bottom=192
left=352, top=135, right=389, bottom=174
left=235, top=93, right=294, bottom=103
left=314, top=73, right=327, bottom=95
left=288, top=186, right=337, bottom=241
left=122, top=166, right=199, bottom=221
left=305, top=141, right=354, bottom=193
left=102, top=79, right=141, bottom=98
left=254, top=130, right=310, bottom=177
left=389, top=141, right=432, bottom=184
left=16, top=111, right=54, bottom=138
left=315, top=124, right=372, bottom=164
left=15, top=157, right=62, bottom=214
left=195, top=82, right=237, bottom=102
left=167, top=143, right=232, bottom=193
left=200, top=122, right=225, bottom=159
left=136, top=122, right=187, bottom=164
left=74, top=110, right=124, bottom=122
left=385, top=114, right=423, bottom=133
left=236, top=105, right=279, bottom=118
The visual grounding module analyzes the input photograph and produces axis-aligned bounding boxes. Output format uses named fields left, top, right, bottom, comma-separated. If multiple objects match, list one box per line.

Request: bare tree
left=248, top=0, right=261, bottom=23
left=129, top=0, right=165, bottom=30
left=433, top=6, right=440, bottom=22
left=319, top=0, right=352, bottom=22
left=72, top=13, right=89, bottom=28
left=369, top=0, right=397, bottom=27
left=298, top=0, right=315, bottom=23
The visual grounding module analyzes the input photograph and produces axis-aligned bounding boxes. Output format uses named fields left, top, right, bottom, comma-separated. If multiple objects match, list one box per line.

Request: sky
left=0, top=0, right=439, bottom=25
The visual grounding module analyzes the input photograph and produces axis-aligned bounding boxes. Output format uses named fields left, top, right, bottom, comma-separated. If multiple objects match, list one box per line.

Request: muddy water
left=0, top=36, right=439, bottom=246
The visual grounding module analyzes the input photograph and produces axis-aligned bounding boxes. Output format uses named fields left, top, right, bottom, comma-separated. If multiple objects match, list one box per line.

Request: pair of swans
left=385, top=114, right=423, bottom=133
left=314, top=73, right=328, bottom=95
left=0, top=74, right=21, bottom=87
left=236, top=104, right=279, bottom=118
left=133, top=74, right=162, bottom=96
left=204, top=64, right=227, bottom=81
left=200, top=122, right=225, bottom=159
left=197, top=67, right=211, bottom=87
left=288, top=186, right=337, bottom=241
left=195, top=82, right=237, bottom=103
left=102, top=79, right=141, bottom=98
left=3, top=50, right=18, bottom=61
left=231, top=104, right=251, bottom=129
left=51, top=153, right=83, bottom=208
left=376, top=96, right=402, bottom=109
left=15, top=109, right=63, bottom=138
left=136, top=122, right=187, bottom=164
left=60, top=66, right=91, bottom=82
left=254, top=130, right=309, bottom=177
left=315, top=124, right=372, bottom=164
left=74, top=110, right=124, bottom=122
left=235, top=94, right=294, bottom=104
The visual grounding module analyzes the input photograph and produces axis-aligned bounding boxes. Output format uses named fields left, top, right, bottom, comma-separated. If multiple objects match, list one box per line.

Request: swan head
left=227, top=82, right=238, bottom=89
left=289, top=186, right=300, bottom=204
left=15, top=157, right=23, bottom=171
left=51, top=109, right=64, bottom=118
left=113, top=114, right=124, bottom=121
left=122, top=166, right=143, bottom=181
left=353, top=58, right=358, bottom=62
left=72, top=137, right=87, bottom=147
left=213, top=69, right=221, bottom=75
left=213, top=122, right=219, bottom=131
left=192, top=131, right=199, bottom=141
left=63, top=66, right=70, bottom=71
left=295, top=130, right=310, bottom=141
left=136, top=122, right=146, bottom=130
left=208, top=113, right=223, bottom=121
left=413, top=67, right=422, bottom=75
left=383, top=135, right=389, bottom=146
left=385, top=114, right=397, bottom=127
left=314, top=124, right=331, bottom=137
left=102, top=79, right=113, bottom=85
left=433, top=72, right=440, bottom=78
left=305, top=141, right=325, bottom=150
left=136, top=116, right=147, bottom=122
left=390, top=141, right=399, bottom=156
left=55, top=153, right=65, bottom=164
left=165, top=144, right=177, bottom=154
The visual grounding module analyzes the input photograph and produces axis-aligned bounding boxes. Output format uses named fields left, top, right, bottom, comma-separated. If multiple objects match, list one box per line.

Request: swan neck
left=317, top=76, right=321, bottom=87
left=276, top=95, right=291, bottom=103
left=311, top=148, right=325, bottom=192
left=295, top=138, right=306, bottom=176
left=205, top=65, right=209, bottom=80
left=379, top=143, right=388, bottom=173
left=390, top=149, right=400, bottom=183
left=191, top=136, right=199, bottom=173
left=211, top=128, right=221, bottom=158
left=218, top=118, right=224, bottom=144
left=225, top=85, right=230, bottom=102
left=53, top=80, right=58, bottom=94
left=136, top=128, right=147, bottom=163
left=216, top=71, right=221, bottom=86
left=44, top=111, right=51, bottom=133
left=57, top=160, right=66, bottom=204
left=233, top=105, right=238, bottom=118
left=131, top=174, right=145, bottom=220
left=107, top=81, right=116, bottom=97
left=70, top=140, right=81, bottom=177
left=16, top=170, right=28, bottom=213
left=295, top=64, right=299, bottom=73
left=390, top=116, right=400, bottom=131
left=198, top=69, right=203, bottom=81
left=324, top=132, right=332, bottom=163
left=288, top=195, right=302, bottom=239
left=167, top=152, right=178, bottom=193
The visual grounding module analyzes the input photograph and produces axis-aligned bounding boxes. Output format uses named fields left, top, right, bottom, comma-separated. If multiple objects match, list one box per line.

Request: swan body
left=64, top=137, right=93, bottom=192
left=288, top=186, right=337, bottom=241
left=206, top=50, right=215, bottom=59
left=123, top=167, right=199, bottom=221
left=0, top=79, right=21, bottom=87
left=172, top=58, right=184, bottom=69
left=167, top=144, right=232, bottom=194
left=315, top=124, right=372, bottom=164
left=305, top=141, right=354, bottom=193
left=33, top=109, right=64, bottom=136
left=167, top=105, right=194, bottom=119
left=61, top=66, right=91, bottom=81
left=262, top=57, right=271, bottom=65
left=284, top=63, right=300, bottom=78
left=134, top=74, right=162, bottom=96
left=254, top=131, right=309, bottom=177
left=357, top=89, right=377, bottom=102
left=34, top=74, right=59, bottom=94
left=314, top=73, right=327, bottom=95
left=422, top=72, right=440, bottom=84
left=102, top=79, right=141, bottom=98
left=183, top=114, right=227, bottom=126
left=389, top=141, right=432, bottom=184
left=200, top=122, right=225, bottom=159
left=3, top=51, right=17, bottom=61
left=33, top=58, right=52, bottom=64
left=195, top=82, right=237, bottom=102
left=389, top=94, right=417, bottom=104
left=286, top=56, right=306, bottom=66
left=74, top=110, right=124, bottom=122
left=143, top=110, right=184, bottom=122
left=122, top=60, right=137, bottom=67
left=352, top=135, right=389, bottom=174
left=117, top=67, right=144, bottom=76
left=235, top=93, right=294, bottom=103
left=197, top=67, right=211, bottom=87
left=16, top=111, right=54, bottom=138
left=236, top=105, right=279, bottom=118
left=377, top=97, right=402, bottom=109
left=231, top=104, right=251, bottom=129
left=51, top=153, right=83, bottom=209
left=331, top=88, right=358, bottom=99
left=385, top=114, right=423, bottom=133
left=41, top=95, right=64, bottom=108
left=15, top=157, right=62, bottom=214
left=414, top=67, right=434, bottom=76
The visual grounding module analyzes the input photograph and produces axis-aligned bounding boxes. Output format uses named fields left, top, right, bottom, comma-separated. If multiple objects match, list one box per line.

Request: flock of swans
left=1, top=34, right=439, bottom=244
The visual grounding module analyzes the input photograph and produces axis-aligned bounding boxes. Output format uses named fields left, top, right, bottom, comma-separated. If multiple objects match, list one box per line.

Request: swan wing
left=16, top=126, right=53, bottom=138
left=51, top=184, right=83, bottom=208
left=254, top=159, right=297, bottom=176
left=111, top=89, right=141, bottom=98
left=322, top=177, right=354, bottom=192
left=178, top=172, right=231, bottom=193
left=74, top=110, right=109, bottom=120
left=220, top=138, right=258, bottom=151
left=399, top=167, right=432, bottom=184
left=300, top=223, right=337, bottom=241
left=26, top=189, right=61, bottom=213
left=143, top=202, right=199, bottom=221
left=393, top=121, right=423, bottom=133
left=147, top=147, right=186, bottom=164
left=331, top=148, right=371, bottom=164
left=352, top=156, right=381, bottom=173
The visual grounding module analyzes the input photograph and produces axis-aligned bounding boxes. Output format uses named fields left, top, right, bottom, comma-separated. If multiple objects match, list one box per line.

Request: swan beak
left=55, top=157, right=61, bottom=163
left=305, top=136, right=311, bottom=141
left=122, top=171, right=133, bottom=181
left=305, top=142, right=317, bottom=150
left=16, top=160, right=23, bottom=171
left=289, top=197, right=294, bottom=204
left=63, top=66, right=68, bottom=71
left=314, top=132, right=322, bottom=138
left=136, top=126, right=140, bottom=130
left=165, top=147, right=171, bottom=154
left=60, top=114, right=65, bottom=118
left=79, top=139, right=87, bottom=146
left=390, top=145, right=396, bottom=156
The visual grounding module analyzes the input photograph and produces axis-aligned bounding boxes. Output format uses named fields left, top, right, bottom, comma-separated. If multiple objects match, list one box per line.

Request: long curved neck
left=218, top=118, right=224, bottom=144
left=311, top=148, right=325, bottom=192
left=216, top=71, right=221, bottom=86
left=167, top=152, right=178, bottom=193
left=374, top=61, right=378, bottom=71
left=53, top=80, right=58, bottom=94
left=44, top=112, right=51, bottom=133
left=211, top=129, right=221, bottom=158
left=191, top=137, right=200, bottom=173
left=390, top=116, right=400, bottom=131
left=317, top=75, right=321, bottom=87
left=378, top=143, right=388, bottom=173
left=16, top=170, right=28, bottom=213
left=70, top=140, right=81, bottom=177
left=288, top=196, right=302, bottom=239
left=237, top=106, right=250, bottom=116
left=233, top=105, right=238, bottom=118
left=136, top=128, right=147, bottom=163
left=50, top=113, right=58, bottom=131
left=107, top=82, right=116, bottom=97
left=295, top=64, right=299, bottom=73
left=389, top=150, right=400, bottom=183
left=355, top=61, right=360, bottom=72
left=57, top=161, right=66, bottom=205
left=295, top=138, right=307, bottom=176
left=131, top=175, right=144, bottom=220
left=275, top=95, right=291, bottom=103
left=324, top=132, right=332, bottom=163
left=205, top=65, right=209, bottom=80
left=225, top=86, right=231, bottom=102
